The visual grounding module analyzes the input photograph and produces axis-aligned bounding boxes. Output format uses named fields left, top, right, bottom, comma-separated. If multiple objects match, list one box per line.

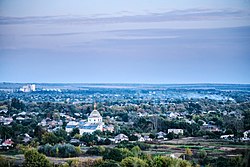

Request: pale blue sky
left=0, top=0, right=250, bottom=83
left=1, top=0, right=250, bottom=17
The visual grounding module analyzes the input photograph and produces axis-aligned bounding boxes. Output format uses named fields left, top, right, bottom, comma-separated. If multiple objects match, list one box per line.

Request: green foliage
left=128, top=135, right=138, bottom=141
left=41, top=132, right=60, bottom=145
left=152, top=156, right=192, bottom=167
left=149, top=133, right=156, bottom=139
left=213, top=156, right=243, bottom=167
left=103, top=148, right=133, bottom=162
left=0, top=155, right=14, bottom=167
left=0, top=125, right=14, bottom=139
left=23, top=149, right=52, bottom=167
left=95, top=160, right=120, bottom=167
left=11, top=98, right=25, bottom=111
left=54, top=128, right=68, bottom=141
left=104, top=138, right=112, bottom=145
left=185, top=148, right=193, bottom=156
left=131, top=146, right=142, bottom=157
left=96, top=138, right=112, bottom=145
left=121, top=157, right=148, bottom=167
left=86, top=146, right=106, bottom=156
left=16, top=144, right=32, bottom=154
left=56, top=163, right=70, bottom=167
left=34, top=125, right=46, bottom=141
left=198, top=149, right=207, bottom=159
left=70, top=128, right=80, bottom=137
left=117, top=141, right=149, bottom=151
left=38, top=143, right=80, bottom=158
left=80, top=132, right=98, bottom=146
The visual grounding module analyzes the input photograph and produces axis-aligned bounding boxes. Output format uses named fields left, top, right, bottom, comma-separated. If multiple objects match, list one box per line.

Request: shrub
left=96, top=160, right=120, bottom=167
left=152, top=156, right=191, bottom=167
left=38, top=143, right=80, bottom=158
left=23, top=149, right=52, bottom=167
left=103, top=148, right=133, bottom=162
left=86, top=146, right=105, bottom=156
left=0, top=155, right=14, bottom=167
left=121, top=157, right=148, bottom=167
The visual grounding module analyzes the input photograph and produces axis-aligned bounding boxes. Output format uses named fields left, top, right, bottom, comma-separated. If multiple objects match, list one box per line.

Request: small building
left=157, top=131, right=166, bottom=139
left=65, top=121, right=78, bottom=133
left=138, top=137, right=145, bottom=142
left=115, top=134, right=129, bottom=143
left=144, top=136, right=153, bottom=142
left=0, top=139, right=14, bottom=150
left=103, top=124, right=115, bottom=133
left=201, top=125, right=220, bottom=132
left=168, top=129, right=184, bottom=135
left=70, top=139, right=81, bottom=146
left=242, top=130, right=250, bottom=141
left=23, top=133, right=32, bottom=143
left=220, top=134, right=234, bottom=140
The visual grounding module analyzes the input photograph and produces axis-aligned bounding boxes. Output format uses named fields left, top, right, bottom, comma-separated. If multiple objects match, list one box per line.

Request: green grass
left=176, top=145, right=204, bottom=149
left=0, top=150, right=21, bottom=156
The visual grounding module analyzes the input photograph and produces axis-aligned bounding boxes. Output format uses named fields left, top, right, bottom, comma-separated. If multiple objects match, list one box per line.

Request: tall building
left=20, top=84, right=36, bottom=92
left=30, top=84, right=36, bottom=91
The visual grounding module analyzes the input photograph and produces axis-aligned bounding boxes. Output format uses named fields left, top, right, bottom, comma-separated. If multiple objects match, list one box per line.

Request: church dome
left=89, top=109, right=101, bottom=118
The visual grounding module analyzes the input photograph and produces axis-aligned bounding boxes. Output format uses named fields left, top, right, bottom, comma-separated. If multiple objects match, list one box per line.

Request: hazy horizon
left=1, top=0, right=250, bottom=84
left=1, top=82, right=250, bottom=85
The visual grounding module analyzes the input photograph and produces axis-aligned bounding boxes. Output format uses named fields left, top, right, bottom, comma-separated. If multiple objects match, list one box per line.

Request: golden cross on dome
left=94, top=103, right=97, bottom=110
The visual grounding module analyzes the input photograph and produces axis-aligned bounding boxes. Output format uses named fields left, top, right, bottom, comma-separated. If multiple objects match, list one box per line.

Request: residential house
left=220, top=134, right=234, bottom=140
left=157, top=131, right=166, bottom=139
left=143, top=136, right=153, bottom=142
left=201, top=125, right=220, bottom=132
left=138, top=137, right=145, bottom=142
left=115, top=134, right=129, bottom=143
left=168, top=129, right=184, bottom=135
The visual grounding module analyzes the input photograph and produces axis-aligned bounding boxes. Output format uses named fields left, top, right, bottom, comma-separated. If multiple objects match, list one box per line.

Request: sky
left=0, top=0, right=250, bottom=84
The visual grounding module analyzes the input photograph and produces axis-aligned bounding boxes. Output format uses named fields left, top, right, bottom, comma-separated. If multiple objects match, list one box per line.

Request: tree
left=11, top=98, right=25, bottom=111
left=98, top=160, right=120, bottom=167
left=197, top=150, right=207, bottom=165
left=104, top=138, right=111, bottom=145
left=184, top=148, right=193, bottom=160
left=121, top=157, right=148, bottom=167
left=129, top=135, right=138, bottom=141
left=41, top=132, right=59, bottom=145
left=86, top=146, right=105, bottom=156
left=34, top=125, right=46, bottom=141
left=149, top=133, right=156, bottom=139
left=131, top=146, right=141, bottom=157
left=153, top=156, right=191, bottom=167
left=80, top=133, right=98, bottom=146
left=103, top=148, right=132, bottom=162
left=23, top=149, right=52, bottom=167
left=39, top=144, right=80, bottom=158
left=70, top=128, right=80, bottom=137
left=185, top=148, right=193, bottom=156
left=54, top=128, right=67, bottom=140
left=166, top=132, right=175, bottom=140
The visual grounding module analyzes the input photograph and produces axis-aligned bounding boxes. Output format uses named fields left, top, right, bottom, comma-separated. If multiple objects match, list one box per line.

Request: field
left=144, top=137, right=249, bottom=160
left=1, top=137, right=249, bottom=166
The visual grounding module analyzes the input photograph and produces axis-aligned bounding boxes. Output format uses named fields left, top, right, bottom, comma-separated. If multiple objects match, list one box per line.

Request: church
left=79, top=105, right=103, bottom=134
left=66, top=104, right=103, bottom=135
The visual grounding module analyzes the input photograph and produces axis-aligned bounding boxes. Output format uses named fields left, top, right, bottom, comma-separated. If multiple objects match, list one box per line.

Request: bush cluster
left=38, top=143, right=81, bottom=158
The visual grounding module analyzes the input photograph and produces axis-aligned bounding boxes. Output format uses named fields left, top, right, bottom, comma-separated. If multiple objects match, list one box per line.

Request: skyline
left=0, top=0, right=250, bottom=84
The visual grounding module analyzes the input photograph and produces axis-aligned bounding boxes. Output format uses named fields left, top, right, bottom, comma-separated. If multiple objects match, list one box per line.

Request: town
left=0, top=83, right=249, bottom=166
